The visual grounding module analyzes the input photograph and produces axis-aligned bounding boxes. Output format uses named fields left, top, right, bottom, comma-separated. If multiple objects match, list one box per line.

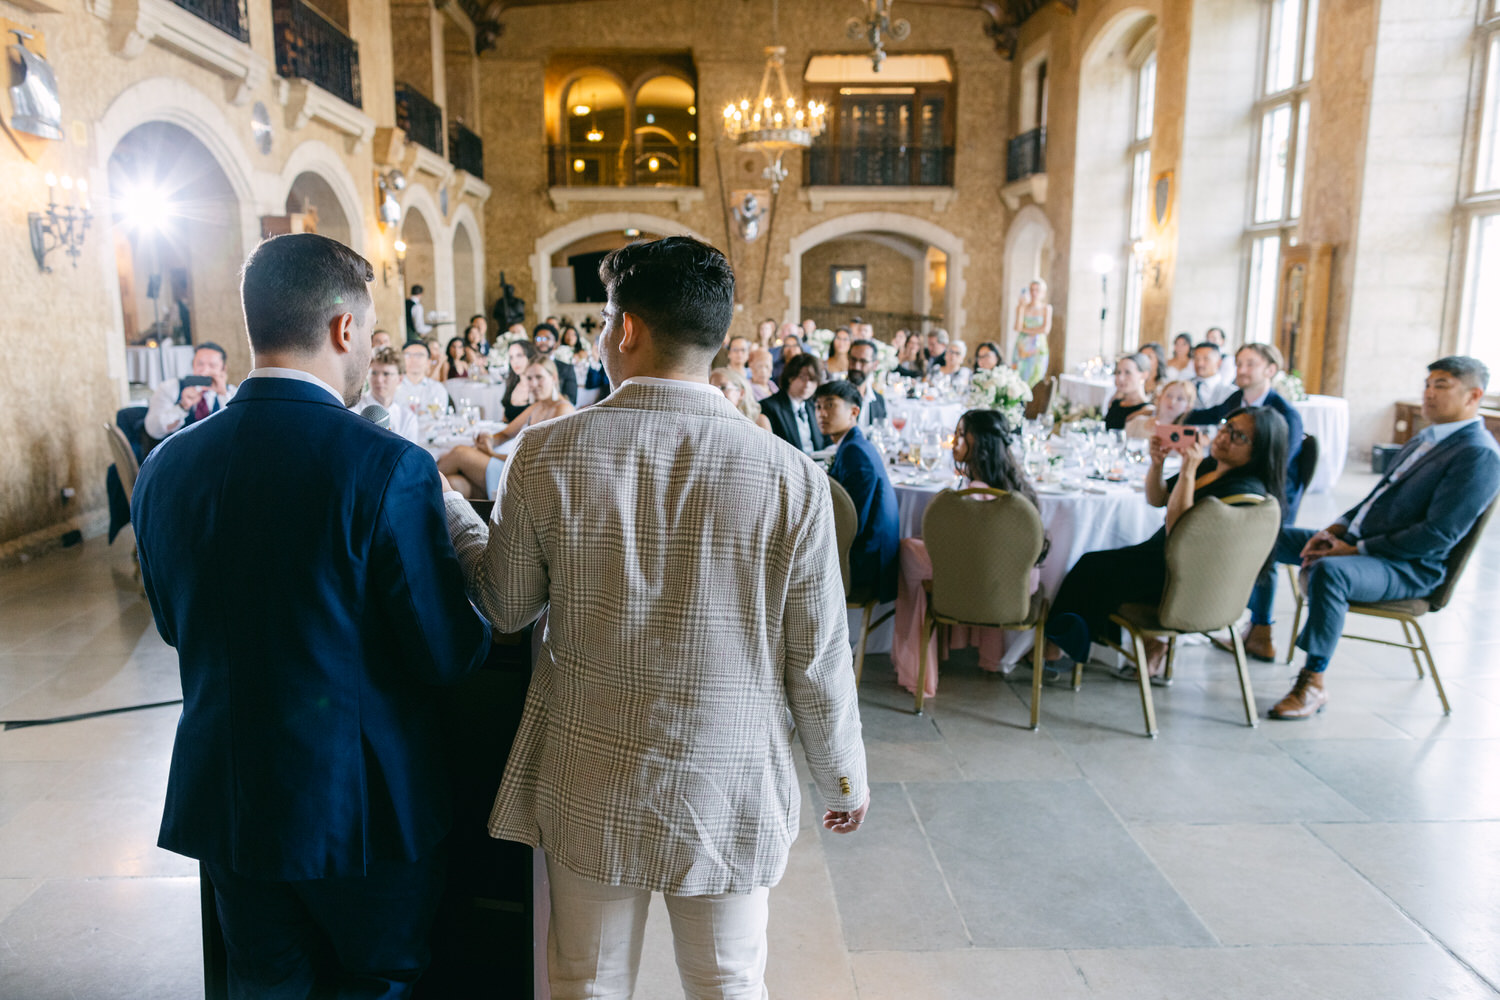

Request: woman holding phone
left=1040, top=406, right=1288, bottom=681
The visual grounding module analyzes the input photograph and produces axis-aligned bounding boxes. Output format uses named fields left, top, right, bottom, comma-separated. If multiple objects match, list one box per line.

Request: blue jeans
left=1248, top=527, right=1429, bottom=665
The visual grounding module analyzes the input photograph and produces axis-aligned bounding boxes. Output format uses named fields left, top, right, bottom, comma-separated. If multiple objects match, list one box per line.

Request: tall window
left=1123, top=50, right=1156, bottom=351
left=1243, top=0, right=1317, bottom=344
left=1460, top=0, right=1500, bottom=374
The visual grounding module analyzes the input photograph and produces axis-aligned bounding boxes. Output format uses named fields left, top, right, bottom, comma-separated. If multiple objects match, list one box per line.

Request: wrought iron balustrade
left=396, top=84, right=443, bottom=155
left=547, top=144, right=699, bottom=188
left=449, top=121, right=484, bottom=179
left=1006, top=127, right=1047, bottom=182
left=272, top=0, right=362, bottom=108
left=170, top=0, right=249, bottom=41
left=805, top=144, right=953, bottom=188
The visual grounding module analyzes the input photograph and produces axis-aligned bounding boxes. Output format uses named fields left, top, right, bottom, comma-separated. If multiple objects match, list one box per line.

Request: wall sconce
left=29, top=172, right=92, bottom=273
left=1132, top=238, right=1162, bottom=288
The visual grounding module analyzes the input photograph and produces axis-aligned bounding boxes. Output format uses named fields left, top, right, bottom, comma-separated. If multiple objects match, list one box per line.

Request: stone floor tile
left=1282, top=740, right=1500, bottom=821
left=0, top=799, right=193, bottom=879
left=851, top=949, right=1090, bottom=1000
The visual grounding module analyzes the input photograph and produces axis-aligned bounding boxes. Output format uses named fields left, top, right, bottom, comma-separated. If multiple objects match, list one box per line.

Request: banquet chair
left=1107, top=494, right=1281, bottom=737
left=104, top=423, right=143, bottom=585
left=918, top=488, right=1050, bottom=726
left=827, top=477, right=893, bottom=686
left=1282, top=498, right=1496, bottom=714
left=1026, top=376, right=1057, bottom=420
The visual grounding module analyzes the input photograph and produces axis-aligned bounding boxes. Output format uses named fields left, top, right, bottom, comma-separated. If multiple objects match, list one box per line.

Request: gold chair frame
left=826, top=477, right=895, bottom=686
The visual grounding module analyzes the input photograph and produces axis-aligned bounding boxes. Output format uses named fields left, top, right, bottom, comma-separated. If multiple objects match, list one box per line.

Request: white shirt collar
left=246, top=367, right=345, bottom=405
left=1422, top=416, right=1481, bottom=444
left=1241, top=386, right=1271, bottom=408
left=616, top=375, right=722, bottom=397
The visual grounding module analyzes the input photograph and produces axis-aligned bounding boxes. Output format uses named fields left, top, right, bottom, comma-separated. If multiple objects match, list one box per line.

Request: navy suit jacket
left=1185, top=388, right=1306, bottom=519
left=829, top=426, right=900, bottom=603
left=132, top=376, right=492, bottom=880
left=761, top=389, right=829, bottom=452
left=1340, top=420, right=1500, bottom=590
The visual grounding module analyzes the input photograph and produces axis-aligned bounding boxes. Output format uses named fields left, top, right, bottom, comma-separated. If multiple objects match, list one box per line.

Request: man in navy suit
left=132, top=233, right=491, bottom=997
left=762, top=353, right=829, bottom=453
left=1184, top=342, right=1306, bottom=525
left=815, top=380, right=900, bottom=603
left=1260, top=357, right=1500, bottom=719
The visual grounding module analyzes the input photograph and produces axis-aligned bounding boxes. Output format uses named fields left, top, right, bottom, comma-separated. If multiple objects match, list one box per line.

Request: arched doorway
left=785, top=211, right=968, bottom=342
left=1003, top=205, right=1056, bottom=361
left=400, top=205, right=438, bottom=338
left=530, top=213, right=714, bottom=323
left=277, top=140, right=366, bottom=254
left=452, top=222, right=478, bottom=323
left=285, top=172, right=352, bottom=247
left=106, top=121, right=246, bottom=380
left=798, top=233, right=934, bottom=341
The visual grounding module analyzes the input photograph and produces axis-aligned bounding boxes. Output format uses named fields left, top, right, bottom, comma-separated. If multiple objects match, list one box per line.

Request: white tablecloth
left=886, top=397, right=965, bottom=434
left=863, top=478, right=1164, bottom=663
left=443, top=378, right=507, bottom=421
left=125, top=345, right=196, bottom=388
left=1058, top=374, right=1114, bottom=411
left=1292, top=395, right=1349, bottom=493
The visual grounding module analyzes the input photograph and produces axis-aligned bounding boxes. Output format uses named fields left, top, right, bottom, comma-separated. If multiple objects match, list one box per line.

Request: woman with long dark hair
left=501, top=340, right=540, bottom=421
left=440, top=337, right=469, bottom=381
left=1164, top=333, right=1194, bottom=380
left=892, top=408, right=1050, bottom=698
left=1043, top=405, right=1288, bottom=681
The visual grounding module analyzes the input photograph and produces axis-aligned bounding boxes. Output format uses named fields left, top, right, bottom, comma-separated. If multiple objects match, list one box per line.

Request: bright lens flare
left=117, top=183, right=176, bottom=234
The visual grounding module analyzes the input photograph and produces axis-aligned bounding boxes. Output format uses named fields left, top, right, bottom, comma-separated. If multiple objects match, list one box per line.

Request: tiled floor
left=2, top=473, right=1498, bottom=998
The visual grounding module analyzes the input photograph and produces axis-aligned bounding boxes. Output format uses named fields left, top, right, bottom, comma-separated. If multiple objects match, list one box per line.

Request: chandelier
left=847, top=0, right=910, bottom=73
left=722, top=0, right=827, bottom=194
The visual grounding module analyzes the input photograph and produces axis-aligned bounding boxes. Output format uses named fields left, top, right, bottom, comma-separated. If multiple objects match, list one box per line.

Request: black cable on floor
left=2, top=699, right=183, bottom=730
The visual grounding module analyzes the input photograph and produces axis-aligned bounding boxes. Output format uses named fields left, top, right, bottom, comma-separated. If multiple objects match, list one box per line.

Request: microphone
left=360, top=404, right=392, bottom=430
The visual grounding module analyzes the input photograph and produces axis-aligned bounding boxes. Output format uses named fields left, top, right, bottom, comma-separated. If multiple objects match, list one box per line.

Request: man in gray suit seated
left=442, top=236, right=868, bottom=997
left=1263, top=356, right=1500, bottom=719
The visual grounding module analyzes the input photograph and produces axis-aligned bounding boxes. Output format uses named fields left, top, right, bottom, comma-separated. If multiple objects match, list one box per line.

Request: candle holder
left=29, top=173, right=92, bottom=273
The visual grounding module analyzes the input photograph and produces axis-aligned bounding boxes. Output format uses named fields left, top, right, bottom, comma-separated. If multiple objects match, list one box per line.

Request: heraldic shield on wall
left=3, top=22, right=62, bottom=162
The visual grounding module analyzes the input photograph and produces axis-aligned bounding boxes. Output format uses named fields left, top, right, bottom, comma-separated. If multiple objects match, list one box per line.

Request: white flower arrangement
left=552, top=345, right=575, bottom=364
left=871, top=339, right=899, bottom=374
left=964, top=366, right=1033, bottom=430
left=805, top=327, right=836, bottom=359
left=497, top=330, right=531, bottom=349
left=1273, top=370, right=1309, bottom=401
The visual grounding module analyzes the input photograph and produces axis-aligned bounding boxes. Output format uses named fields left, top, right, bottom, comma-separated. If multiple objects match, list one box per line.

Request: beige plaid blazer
left=444, top=380, right=867, bottom=894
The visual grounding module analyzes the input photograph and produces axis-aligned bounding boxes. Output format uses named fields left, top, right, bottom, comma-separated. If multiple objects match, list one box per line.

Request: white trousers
left=545, top=854, right=771, bottom=1000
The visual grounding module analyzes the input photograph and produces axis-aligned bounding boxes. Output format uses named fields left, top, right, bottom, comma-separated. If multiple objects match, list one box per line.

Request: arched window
left=1123, top=43, right=1156, bottom=351
left=550, top=62, right=698, bottom=187
left=1459, top=0, right=1500, bottom=373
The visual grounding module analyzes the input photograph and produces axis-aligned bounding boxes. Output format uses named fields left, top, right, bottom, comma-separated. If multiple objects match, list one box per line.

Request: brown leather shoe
left=1269, top=669, right=1327, bottom=720
left=1243, top=624, right=1277, bottom=663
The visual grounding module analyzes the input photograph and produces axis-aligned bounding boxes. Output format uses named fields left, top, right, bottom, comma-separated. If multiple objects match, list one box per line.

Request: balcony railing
left=396, top=84, right=443, bottom=155
left=1006, top=127, right=1047, bottom=182
left=805, top=144, right=954, bottom=187
left=170, top=0, right=249, bottom=42
left=547, top=144, right=700, bottom=188
left=449, top=122, right=484, bottom=179
left=272, top=0, right=362, bottom=108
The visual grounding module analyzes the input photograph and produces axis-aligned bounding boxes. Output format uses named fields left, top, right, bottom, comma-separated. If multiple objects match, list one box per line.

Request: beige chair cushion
left=923, top=488, right=1044, bottom=627
left=1352, top=598, right=1431, bottom=617
left=1157, top=496, right=1281, bottom=634
left=827, top=476, right=856, bottom=597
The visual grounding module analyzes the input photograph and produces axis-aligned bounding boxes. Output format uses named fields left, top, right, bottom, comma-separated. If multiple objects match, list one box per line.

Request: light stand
left=1091, top=254, right=1114, bottom=362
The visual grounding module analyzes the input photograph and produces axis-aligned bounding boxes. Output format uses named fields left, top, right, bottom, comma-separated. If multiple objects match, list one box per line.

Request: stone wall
left=800, top=237, right=920, bottom=323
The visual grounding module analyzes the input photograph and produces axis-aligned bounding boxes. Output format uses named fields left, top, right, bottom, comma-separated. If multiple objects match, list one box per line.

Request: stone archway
left=784, top=211, right=969, bottom=341
left=531, top=212, right=713, bottom=322
left=276, top=139, right=368, bottom=254
left=450, top=203, right=484, bottom=322
left=1003, top=204, right=1055, bottom=360
left=398, top=183, right=453, bottom=321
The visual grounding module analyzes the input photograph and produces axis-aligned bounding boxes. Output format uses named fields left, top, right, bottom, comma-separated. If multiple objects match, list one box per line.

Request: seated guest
left=1138, top=342, right=1168, bottom=394
left=814, top=381, right=899, bottom=604
left=773, top=333, right=803, bottom=383
left=399, top=340, right=450, bottom=420
left=711, top=367, right=773, bottom=432
left=825, top=327, right=853, bottom=380
left=532, top=323, right=578, bottom=404
left=438, top=358, right=575, bottom=498
left=1190, top=342, right=1236, bottom=407
left=938, top=339, right=969, bottom=378
left=500, top=340, right=540, bottom=420
left=1205, top=326, right=1227, bottom=349
left=726, top=335, right=752, bottom=382
left=847, top=339, right=888, bottom=427
left=370, top=328, right=393, bottom=351
left=464, top=316, right=490, bottom=356
left=974, top=341, right=1003, bottom=371
left=1164, top=333, right=1195, bottom=381
left=1104, top=352, right=1152, bottom=430
left=892, top=409, right=1049, bottom=697
left=1249, top=357, right=1500, bottom=716
left=925, top=328, right=950, bottom=374
left=801, top=317, right=818, bottom=342
left=145, top=342, right=237, bottom=439
left=1184, top=342, right=1304, bottom=520
left=894, top=333, right=926, bottom=379
left=761, top=353, right=828, bottom=453
left=748, top=347, right=777, bottom=400
left=439, top=336, right=469, bottom=381
left=891, top=328, right=909, bottom=357
left=353, top=347, right=421, bottom=444
left=1044, top=406, right=1289, bottom=680
left=1126, top=379, right=1197, bottom=439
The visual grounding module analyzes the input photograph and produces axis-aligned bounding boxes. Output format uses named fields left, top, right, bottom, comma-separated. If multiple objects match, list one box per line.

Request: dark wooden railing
left=396, top=84, right=443, bottom=154
left=170, top=0, right=249, bottom=41
left=272, top=0, right=362, bottom=107
left=1006, top=127, right=1047, bottom=182
left=800, top=307, right=944, bottom=340
left=547, top=144, right=699, bottom=188
left=805, top=144, right=954, bottom=187
left=449, top=121, right=484, bottom=179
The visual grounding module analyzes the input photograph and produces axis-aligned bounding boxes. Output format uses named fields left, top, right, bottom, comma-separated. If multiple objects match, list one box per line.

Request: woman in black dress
left=1103, top=352, right=1152, bottom=430
left=501, top=340, right=540, bottom=421
left=1043, top=406, right=1289, bottom=680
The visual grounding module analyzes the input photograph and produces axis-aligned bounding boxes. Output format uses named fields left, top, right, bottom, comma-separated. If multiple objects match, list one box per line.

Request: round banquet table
left=1291, top=394, right=1349, bottom=493
left=1058, top=374, right=1115, bottom=411
left=443, top=378, right=508, bottom=421
left=125, top=344, right=196, bottom=388
left=858, top=477, right=1164, bottom=665
left=885, top=396, right=965, bottom=434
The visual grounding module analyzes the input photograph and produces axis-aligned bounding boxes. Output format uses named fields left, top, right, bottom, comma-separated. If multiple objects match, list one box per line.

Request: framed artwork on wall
left=831, top=266, right=866, bottom=307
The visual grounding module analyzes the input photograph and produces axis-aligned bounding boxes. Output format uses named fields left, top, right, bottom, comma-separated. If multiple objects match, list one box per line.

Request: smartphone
left=1154, top=424, right=1201, bottom=453
left=179, top=375, right=214, bottom=388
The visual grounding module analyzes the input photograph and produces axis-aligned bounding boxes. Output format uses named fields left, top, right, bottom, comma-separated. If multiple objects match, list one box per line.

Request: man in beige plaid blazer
left=442, top=236, right=868, bottom=998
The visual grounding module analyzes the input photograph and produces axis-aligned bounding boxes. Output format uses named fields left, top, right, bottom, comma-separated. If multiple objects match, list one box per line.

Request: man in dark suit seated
left=815, top=380, right=899, bottom=603
left=1258, top=356, right=1500, bottom=719
left=847, top=338, right=889, bottom=428
left=131, top=233, right=492, bottom=997
left=1183, top=342, right=1306, bottom=523
left=762, top=353, right=828, bottom=453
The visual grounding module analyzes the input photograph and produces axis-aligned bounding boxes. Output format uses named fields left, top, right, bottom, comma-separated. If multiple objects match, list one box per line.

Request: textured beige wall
left=801, top=238, right=918, bottom=319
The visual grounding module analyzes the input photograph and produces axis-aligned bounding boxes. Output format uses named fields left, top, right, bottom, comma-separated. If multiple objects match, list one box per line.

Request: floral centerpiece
left=1273, top=370, right=1309, bottom=401
left=552, top=345, right=575, bottom=364
left=1049, top=394, right=1102, bottom=425
left=869, top=338, right=899, bottom=375
left=805, top=327, right=836, bottom=359
left=964, top=365, right=1032, bottom=430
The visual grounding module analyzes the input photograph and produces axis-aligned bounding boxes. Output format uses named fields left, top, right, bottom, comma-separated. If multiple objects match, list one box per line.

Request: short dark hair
left=1428, top=356, right=1490, bottom=391
left=836, top=326, right=852, bottom=336
left=1192, top=342, right=1222, bottom=356
left=194, top=342, right=227, bottom=363
left=469, top=314, right=485, bottom=324
left=1174, top=333, right=1193, bottom=348
left=781, top=353, right=823, bottom=385
left=598, top=236, right=735, bottom=356
left=241, top=234, right=373, bottom=355
left=533, top=323, right=558, bottom=338
left=410, top=284, right=424, bottom=296
left=1225, top=405, right=1289, bottom=513
left=975, top=340, right=1003, bottom=361
left=814, top=380, right=862, bottom=410
left=850, top=338, right=878, bottom=356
